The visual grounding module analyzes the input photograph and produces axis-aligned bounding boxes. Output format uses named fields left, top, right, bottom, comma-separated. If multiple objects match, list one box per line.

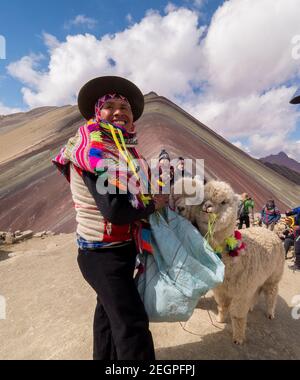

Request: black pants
left=284, top=238, right=294, bottom=257
left=77, top=242, right=155, bottom=360
left=239, top=215, right=250, bottom=229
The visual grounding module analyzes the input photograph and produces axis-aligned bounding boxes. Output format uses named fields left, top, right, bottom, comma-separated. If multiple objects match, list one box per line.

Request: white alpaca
left=171, top=178, right=285, bottom=344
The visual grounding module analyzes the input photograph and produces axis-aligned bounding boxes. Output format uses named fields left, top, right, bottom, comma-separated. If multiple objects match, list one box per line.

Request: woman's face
left=100, top=98, right=134, bottom=132
left=159, top=159, right=170, bottom=168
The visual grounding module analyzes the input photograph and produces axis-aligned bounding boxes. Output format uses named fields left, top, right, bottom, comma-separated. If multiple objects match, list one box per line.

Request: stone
left=5, top=233, right=15, bottom=244
left=14, top=231, right=33, bottom=242
left=34, top=232, right=46, bottom=238
left=22, top=230, right=33, bottom=237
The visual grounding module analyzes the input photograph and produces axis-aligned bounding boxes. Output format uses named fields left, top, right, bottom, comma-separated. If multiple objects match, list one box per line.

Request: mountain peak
left=277, top=151, right=288, bottom=157
left=144, top=91, right=158, bottom=98
left=260, top=151, right=300, bottom=175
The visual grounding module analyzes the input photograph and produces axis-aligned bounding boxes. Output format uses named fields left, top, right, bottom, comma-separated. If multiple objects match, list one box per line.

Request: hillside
left=261, top=162, right=300, bottom=186
left=0, top=93, right=299, bottom=233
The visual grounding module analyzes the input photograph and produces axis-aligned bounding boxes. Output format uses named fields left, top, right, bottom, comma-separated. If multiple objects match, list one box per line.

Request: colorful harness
left=205, top=213, right=246, bottom=259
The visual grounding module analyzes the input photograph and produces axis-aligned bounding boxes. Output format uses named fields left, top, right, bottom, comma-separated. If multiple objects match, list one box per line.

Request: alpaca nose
left=202, top=201, right=213, bottom=213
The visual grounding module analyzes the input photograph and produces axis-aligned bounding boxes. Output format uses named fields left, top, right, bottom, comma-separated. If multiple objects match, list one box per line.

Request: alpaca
left=171, top=178, right=285, bottom=344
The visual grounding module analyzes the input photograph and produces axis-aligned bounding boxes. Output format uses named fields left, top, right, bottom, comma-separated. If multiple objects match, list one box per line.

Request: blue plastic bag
left=135, top=208, right=224, bottom=322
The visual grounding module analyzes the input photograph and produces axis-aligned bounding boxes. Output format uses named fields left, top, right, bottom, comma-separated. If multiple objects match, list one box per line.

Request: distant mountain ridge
left=261, top=161, right=300, bottom=185
left=260, top=151, right=300, bottom=174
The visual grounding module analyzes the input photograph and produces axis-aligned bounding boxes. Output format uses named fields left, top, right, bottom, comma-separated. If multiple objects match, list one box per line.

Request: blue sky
left=0, top=0, right=300, bottom=160
left=0, top=0, right=222, bottom=108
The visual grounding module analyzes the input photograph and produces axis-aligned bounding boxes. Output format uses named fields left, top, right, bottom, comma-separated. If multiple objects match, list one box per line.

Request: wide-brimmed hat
left=290, top=87, right=300, bottom=104
left=78, top=76, right=144, bottom=121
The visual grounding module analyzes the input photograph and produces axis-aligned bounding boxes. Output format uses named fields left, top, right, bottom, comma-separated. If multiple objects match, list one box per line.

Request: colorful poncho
left=52, top=119, right=153, bottom=209
left=261, top=206, right=281, bottom=225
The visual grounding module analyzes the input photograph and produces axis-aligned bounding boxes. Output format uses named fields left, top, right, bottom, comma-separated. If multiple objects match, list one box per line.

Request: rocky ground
left=0, top=233, right=299, bottom=360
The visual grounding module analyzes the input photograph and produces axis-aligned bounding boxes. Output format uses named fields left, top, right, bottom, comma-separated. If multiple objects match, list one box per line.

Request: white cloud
left=164, top=3, right=178, bottom=13
left=126, top=13, right=133, bottom=24
left=232, top=135, right=300, bottom=160
left=286, top=141, right=300, bottom=161
left=5, top=0, right=300, bottom=160
left=183, top=86, right=300, bottom=139
left=248, top=134, right=300, bottom=160
left=183, top=0, right=206, bottom=10
left=202, top=0, right=300, bottom=97
left=7, top=54, right=45, bottom=87
left=0, top=102, right=22, bottom=115
left=64, top=15, right=98, bottom=30
left=184, top=0, right=300, bottom=160
left=7, top=8, right=206, bottom=107
left=192, top=0, right=206, bottom=9
left=43, top=32, right=60, bottom=50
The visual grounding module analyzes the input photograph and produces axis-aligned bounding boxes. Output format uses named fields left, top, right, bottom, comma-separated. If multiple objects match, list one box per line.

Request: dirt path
left=0, top=234, right=299, bottom=360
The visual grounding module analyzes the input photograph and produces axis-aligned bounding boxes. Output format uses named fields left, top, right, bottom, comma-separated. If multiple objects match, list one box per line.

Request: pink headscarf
left=94, top=93, right=130, bottom=123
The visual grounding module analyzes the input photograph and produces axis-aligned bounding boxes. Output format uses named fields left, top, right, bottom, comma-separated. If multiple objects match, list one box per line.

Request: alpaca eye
left=221, top=200, right=227, bottom=205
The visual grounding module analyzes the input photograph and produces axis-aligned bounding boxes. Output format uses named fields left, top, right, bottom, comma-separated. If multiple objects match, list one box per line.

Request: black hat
left=290, top=87, right=300, bottom=104
left=159, top=149, right=170, bottom=162
left=78, top=76, right=144, bottom=121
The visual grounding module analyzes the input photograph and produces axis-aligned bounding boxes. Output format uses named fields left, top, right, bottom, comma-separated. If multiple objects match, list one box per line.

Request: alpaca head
left=173, top=179, right=239, bottom=240
left=196, top=180, right=239, bottom=237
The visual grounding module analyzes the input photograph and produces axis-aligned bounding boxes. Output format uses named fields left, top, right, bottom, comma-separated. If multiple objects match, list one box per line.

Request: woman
left=53, top=76, right=168, bottom=360
left=260, top=199, right=281, bottom=231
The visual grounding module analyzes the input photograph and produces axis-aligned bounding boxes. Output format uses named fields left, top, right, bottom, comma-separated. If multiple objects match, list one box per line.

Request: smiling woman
left=100, top=99, right=134, bottom=131
left=52, top=75, right=169, bottom=360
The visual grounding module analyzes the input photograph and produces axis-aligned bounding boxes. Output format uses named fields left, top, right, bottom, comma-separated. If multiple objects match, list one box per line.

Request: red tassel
left=234, top=230, right=242, bottom=240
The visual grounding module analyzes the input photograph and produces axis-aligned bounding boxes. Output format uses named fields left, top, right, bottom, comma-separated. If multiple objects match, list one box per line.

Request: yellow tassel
left=225, top=236, right=238, bottom=250
left=141, top=194, right=152, bottom=205
left=157, top=179, right=165, bottom=187
left=205, top=213, right=218, bottom=245
left=215, top=245, right=223, bottom=254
